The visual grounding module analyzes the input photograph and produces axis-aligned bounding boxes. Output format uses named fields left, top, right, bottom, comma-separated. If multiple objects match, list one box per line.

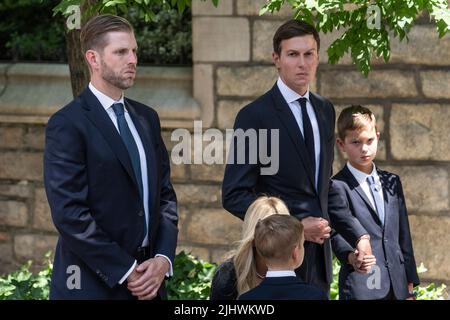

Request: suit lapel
left=80, top=88, right=140, bottom=194
left=125, top=99, right=158, bottom=208
left=378, top=169, right=391, bottom=231
left=341, top=165, right=383, bottom=227
left=270, top=84, right=315, bottom=189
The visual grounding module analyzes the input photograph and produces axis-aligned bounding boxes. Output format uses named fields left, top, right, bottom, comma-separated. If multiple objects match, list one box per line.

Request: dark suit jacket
left=44, top=87, right=178, bottom=299
left=238, top=276, right=327, bottom=300
left=329, top=165, right=420, bottom=300
left=210, top=260, right=238, bottom=300
left=222, top=83, right=336, bottom=289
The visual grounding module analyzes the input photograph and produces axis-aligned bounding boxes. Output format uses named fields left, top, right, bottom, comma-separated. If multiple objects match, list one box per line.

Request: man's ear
left=85, top=50, right=100, bottom=71
left=272, top=52, right=280, bottom=70
left=376, top=131, right=381, bottom=140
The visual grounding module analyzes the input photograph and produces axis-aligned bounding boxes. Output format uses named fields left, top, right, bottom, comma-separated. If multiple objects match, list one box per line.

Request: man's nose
left=297, top=54, right=305, bottom=67
left=128, top=51, right=137, bottom=64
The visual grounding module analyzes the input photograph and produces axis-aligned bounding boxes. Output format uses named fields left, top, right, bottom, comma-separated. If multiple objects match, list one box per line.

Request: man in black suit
left=239, top=214, right=327, bottom=300
left=44, top=15, right=178, bottom=299
left=222, top=20, right=334, bottom=293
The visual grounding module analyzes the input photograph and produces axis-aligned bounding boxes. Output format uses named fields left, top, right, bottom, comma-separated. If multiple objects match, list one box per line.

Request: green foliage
left=0, top=0, right=195, bottom=64
left=0, top=0, right=66, bottom=61
left=53, top=0, right=218, bottom=22
left=166, top=251, right=217, bottom=300
left=126, top=6, right=192, bottom=65
left=414, top=263, right=448, bottom=300
left=330, top=257, right=448, bottom=300
left=261, top=0, right=450, bottom=76
left=0, top=252, right=52, bottom=300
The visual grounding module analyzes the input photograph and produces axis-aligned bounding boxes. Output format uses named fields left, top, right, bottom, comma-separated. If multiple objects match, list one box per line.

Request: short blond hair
left=254, top=214, right=304, bottom=265
left=232, top=196, right=290, bottom=295
left=337, top=105, right=377, bottom=140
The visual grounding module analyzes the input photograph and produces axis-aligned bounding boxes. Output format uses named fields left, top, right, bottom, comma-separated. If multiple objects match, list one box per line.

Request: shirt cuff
left=155, top=254, right=173, bottom=277
left=119, top=260, right=137, bottom=284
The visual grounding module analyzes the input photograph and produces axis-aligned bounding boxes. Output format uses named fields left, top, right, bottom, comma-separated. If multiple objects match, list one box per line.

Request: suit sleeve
left=397, top=177, right=420, bottom=286
left=44, top=113, right=135, bottom=288
left=328, top=179, right=369, bottom=247
left=331, top=230, right=354, bottom=265
left=222, top=107, right=260, bottom=220
left=153, top=114, right=178, bottom=265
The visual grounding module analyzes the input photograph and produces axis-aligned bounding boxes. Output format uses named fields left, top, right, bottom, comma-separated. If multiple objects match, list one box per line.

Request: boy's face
left=293, top=239, right=305, bottom=269
left=337, top=124, right=380, bottom=174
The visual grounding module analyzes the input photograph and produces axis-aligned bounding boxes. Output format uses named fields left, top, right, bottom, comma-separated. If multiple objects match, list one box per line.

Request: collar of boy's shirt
left=266, top=270, right=296, bottom=278
left=277, top=77, right=310, bottom=104
left=89, top=82, right=126, bottom=112
left=346, top=161, right=381, bottom=187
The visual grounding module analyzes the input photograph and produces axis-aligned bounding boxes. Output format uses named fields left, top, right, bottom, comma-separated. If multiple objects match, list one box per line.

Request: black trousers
left=295, top=241, right=330, bottom=295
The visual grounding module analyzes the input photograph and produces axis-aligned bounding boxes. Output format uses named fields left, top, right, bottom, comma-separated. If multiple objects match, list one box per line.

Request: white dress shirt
left=346, top=161, right=385, bottom=219
left=88, top=83, right=172, bottom=284
left=277, top=77, right=321, bottom=188
left=266, top=270, right=297, bottom=278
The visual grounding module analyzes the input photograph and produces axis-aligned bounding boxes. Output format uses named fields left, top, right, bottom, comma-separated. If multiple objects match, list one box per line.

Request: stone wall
left=1, top=0, right=450, bottom=286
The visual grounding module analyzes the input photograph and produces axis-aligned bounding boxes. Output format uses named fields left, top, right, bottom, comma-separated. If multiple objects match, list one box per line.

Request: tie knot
left=297, top=98, right=307, bottom=109
left=112, top=102, right=125, bottom=117
left=367, top=175, right=381, bottom=191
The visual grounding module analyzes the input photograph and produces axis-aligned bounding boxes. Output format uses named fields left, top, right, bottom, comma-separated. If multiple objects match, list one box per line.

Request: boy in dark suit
left=329, top=105, right=420, bottom=300
left=239, top=214, right=327, bottom=300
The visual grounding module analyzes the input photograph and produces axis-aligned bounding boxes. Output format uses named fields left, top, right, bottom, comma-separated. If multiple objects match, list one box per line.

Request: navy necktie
left=298, top=98, right=315, bottom=175
left=112, top=103, right=144, bottom=200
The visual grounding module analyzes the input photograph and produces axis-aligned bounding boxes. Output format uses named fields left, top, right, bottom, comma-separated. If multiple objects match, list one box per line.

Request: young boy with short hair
left=329, top=105, right=420, bottom=300
left=238, top=214, right=327, bottom=300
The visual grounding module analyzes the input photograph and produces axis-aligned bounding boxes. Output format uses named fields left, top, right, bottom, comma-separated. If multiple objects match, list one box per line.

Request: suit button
left=138, top=210, right=144, bottom=217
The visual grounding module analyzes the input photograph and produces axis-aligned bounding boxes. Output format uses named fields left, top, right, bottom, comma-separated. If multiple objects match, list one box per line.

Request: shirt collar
left=89, top=82, right=125, bottom=112
left=346, top=161, right=379, bottom=185
left=277, top=77, right=310, bottom=104
left=266, top=270, right=297, bottom=278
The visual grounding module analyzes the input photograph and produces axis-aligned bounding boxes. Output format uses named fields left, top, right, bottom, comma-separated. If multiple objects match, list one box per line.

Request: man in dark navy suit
left=44, top=15, right=178, bottom=299
left=329, top=105, right=419, bottom=300
left=222, top=20, right=334, bottom=293
left=239, top=214, right=327, bottom=300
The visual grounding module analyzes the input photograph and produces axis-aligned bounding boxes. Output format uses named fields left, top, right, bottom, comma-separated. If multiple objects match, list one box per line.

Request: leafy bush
left=330, top=257, right=448, bottom=300
left=0, top=1, right=191, bottom=64
left=0, top=252, right=52, bottom=300
left=167, top=251, right=217, bottom=300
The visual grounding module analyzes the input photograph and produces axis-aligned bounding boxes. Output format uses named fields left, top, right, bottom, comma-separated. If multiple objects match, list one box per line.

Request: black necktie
left=112, top=103, right=144, bottom=200
left=297, top=98, right=315, bottom=175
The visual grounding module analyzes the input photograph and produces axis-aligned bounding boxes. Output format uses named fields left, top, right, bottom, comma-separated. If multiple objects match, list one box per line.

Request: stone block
left=193, top=17, right=250, bottom=62
left=390, top=104, right=450, bottom=161
left=186, top=208, right=242, bottom=245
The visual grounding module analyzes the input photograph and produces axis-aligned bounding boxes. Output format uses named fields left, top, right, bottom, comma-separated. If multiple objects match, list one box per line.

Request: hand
left=127, top=257, right=169, bottom=300
left=301, top=217, right=331, bottom=244
left=127, top=267, right=142, bottom=283
left=348, top=250, right=376, bottom=274
left=406, top=283, right=416, bottom=300
left=355, top=235, right=372, bottom=268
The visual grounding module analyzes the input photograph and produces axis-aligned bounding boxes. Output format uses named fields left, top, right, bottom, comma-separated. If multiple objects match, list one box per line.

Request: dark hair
left=80, top=14, right=133, bottom=54
left=273, top=19, right=320, bottom=54
left=337, top=105, right=377, bottom=140
left=254, top=214, right=304, bottom=264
